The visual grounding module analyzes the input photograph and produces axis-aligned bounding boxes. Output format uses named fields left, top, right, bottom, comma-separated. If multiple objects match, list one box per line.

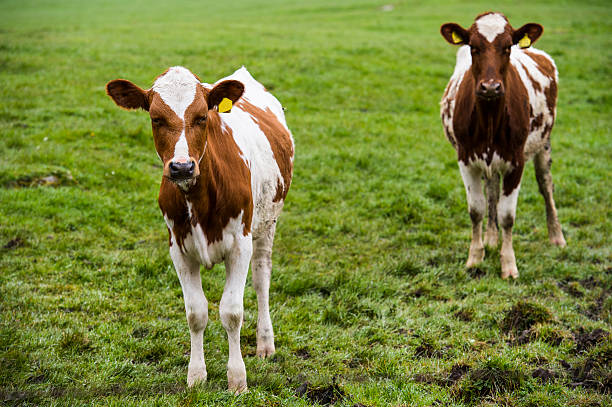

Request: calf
left=106, top=66, right=294, bottom=392
left=440, top=12, right=566, bottom=279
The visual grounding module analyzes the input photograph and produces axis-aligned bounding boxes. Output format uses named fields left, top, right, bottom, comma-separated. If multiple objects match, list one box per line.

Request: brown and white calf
left=106, top=66, right=294, bottom=392
left=440, top=12, right=566, bottom=279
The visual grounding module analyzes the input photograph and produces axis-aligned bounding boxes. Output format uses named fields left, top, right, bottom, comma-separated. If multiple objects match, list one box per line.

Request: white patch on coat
left=184, top=210, right=248, bottom=269
left=498, top=185, right=521, bottom=224
left=510, top=47, right=557, bottom=159
left=153, top=67, right=198, bottom=119
left=153, top=66, right=200, bottom=162
left=458, top=161, right=485, bottom=213
left=440, top=45, right=471, bottom=145
left=476, top=13, right=507, bottom=42
left=174, top=130, right=189, bottom=161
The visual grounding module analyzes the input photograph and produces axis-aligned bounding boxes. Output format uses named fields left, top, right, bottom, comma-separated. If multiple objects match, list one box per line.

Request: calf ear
left=513, top=23, right=543, bottom=48
left=206, top=80, right=245, bottom=111
left=441, top=23, right=469, bottom=45
left=106, top=79, right=149, bottom=111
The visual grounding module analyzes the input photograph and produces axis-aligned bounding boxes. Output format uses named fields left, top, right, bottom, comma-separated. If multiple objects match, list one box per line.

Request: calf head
left=106, top=67, right=244, bottom=190
left=441, top=12, right=543, bottom=101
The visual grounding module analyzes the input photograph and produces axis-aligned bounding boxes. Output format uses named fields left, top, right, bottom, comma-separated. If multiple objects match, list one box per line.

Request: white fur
left=476, top=13, right=507, bottom=42
left=511, top=47, right=558, bottom=159
left=440, top=45, right=471, bottom=145
left=153, top=66, right=199, bottom=163
left=174, top=130, right=189, bottom=161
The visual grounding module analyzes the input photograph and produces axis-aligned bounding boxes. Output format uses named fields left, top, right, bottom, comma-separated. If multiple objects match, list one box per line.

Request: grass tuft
left=500, top=300, right=553, bottom=334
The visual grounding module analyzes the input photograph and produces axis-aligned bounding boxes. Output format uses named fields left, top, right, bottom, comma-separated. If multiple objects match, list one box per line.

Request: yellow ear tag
left=518, top=33, right=531, bottom=48
left=451, top=31, right=463, bottom=44
left=218, top=98, right=232, bottom=113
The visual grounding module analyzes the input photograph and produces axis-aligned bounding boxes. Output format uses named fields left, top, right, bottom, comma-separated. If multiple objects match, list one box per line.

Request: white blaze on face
left=152, top=66, right=199, bottom=162
left=476, top=13, right=507, bottom=42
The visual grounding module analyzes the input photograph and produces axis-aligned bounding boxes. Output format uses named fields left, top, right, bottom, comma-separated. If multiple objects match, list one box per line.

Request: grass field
left=1, top=0, right=611, bottom=405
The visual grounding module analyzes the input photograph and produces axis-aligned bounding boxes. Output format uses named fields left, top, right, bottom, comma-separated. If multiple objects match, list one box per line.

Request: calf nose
left=478, top=80, right=503, bottom=98
left=169, top=160, right=195, bottom=180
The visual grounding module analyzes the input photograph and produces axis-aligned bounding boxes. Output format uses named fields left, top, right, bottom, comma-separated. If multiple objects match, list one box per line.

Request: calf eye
left=470, top=46, right=480, bottom=55
left=151, top=117, right=164, bottom=126
left=195, top=116, right=207, bottom=126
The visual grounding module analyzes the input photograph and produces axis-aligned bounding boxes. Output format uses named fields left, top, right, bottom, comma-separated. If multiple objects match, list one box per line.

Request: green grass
left=1, top=0, right=611, bottom=405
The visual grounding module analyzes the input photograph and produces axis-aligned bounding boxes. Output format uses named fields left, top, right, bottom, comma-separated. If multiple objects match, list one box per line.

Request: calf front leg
left=251, top=221, right=277, bottom=358
left=459, top=162, right=486, bottom=268
left=534, top=144, right=566, bottom=247
left=221, top=238, right=252, bottom=393
left=170, top=245, right=208, bottom=386
left=484, top=172, right=500, bottom=248
left=498, top=166, right=524, bottom=279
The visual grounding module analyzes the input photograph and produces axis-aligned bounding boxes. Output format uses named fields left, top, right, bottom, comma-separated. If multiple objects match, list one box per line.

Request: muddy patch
left=1, top=168, right=76, bottom=188
left=453, top=308, right=474, bottom=322
left=3, top=237, right=24, bottom=249
left=295, top=378, right=346, bottom=406
left=447, top=363, right=470, bottom=385
left=295, top=347, right=311, bottom=359
left=532, top=367, right=559, bottom=382
left=573, top=328, right=610, bottom=353
left=467, top=267, right=485, bottom=279
left=564, top=358, right=612, bottom=394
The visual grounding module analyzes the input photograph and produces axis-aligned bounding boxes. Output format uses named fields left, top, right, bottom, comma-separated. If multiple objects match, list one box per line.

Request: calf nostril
left=188, top=161, right=195, bottom=172
left=494, top=83, right=501, bottom=92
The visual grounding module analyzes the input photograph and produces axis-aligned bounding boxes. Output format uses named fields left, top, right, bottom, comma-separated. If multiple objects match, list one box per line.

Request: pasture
left=1, top=0, right=611, bottom=405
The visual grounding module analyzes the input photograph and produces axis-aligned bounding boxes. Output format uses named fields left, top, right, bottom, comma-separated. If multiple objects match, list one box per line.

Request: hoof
left=228, top=379, right=248, bottom=394
left=466, top=245, right=485, bottom=268
left=187, top=369, right=207, bottom=387
left=227, top=365, right=247, bottom=394
left=256, top=344, right=275, bottom=358
left=550, top=235, right=567, bottom=248
left=501, top=266, right=519, bottom=280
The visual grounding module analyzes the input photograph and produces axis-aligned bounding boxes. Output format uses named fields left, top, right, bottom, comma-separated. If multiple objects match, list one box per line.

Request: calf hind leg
left=484, top=172, right=500, bottom=248
left=534, top=143, right=566, bottom=247
left=251, top=221, right=277, bottom=358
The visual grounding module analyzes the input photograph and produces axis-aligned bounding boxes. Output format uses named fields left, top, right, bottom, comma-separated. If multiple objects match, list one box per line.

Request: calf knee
left=499, top=213, right=514, bottom=229
left=220, top=303, right=243, bottom=332
left=470, top=207, right=484, bottom=224
left=187, top=309, right=208, bottom=332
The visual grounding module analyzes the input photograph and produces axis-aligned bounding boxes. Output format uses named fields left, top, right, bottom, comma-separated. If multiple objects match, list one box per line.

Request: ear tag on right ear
left=218, top=98, right=232, bottom=113
left=519, top=33, right=531, bottom=48
left=452, top=31, right=463, bottom=44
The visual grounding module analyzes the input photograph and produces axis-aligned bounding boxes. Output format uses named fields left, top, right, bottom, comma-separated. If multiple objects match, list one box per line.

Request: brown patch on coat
left=237, top=99, right=294, bottom=202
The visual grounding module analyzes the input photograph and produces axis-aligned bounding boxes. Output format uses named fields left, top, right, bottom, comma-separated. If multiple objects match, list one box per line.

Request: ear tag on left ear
left=452, top=31, right=463, bottom=44
left=519, top=33, right=531, bottom=48
left=218, top=98, right=232, bottom=113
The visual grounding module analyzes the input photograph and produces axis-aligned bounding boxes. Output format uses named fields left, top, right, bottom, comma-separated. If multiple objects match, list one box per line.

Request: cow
left=440, top=12, right=566, bottom=279
left=106, top=66, right=294, bottom=392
